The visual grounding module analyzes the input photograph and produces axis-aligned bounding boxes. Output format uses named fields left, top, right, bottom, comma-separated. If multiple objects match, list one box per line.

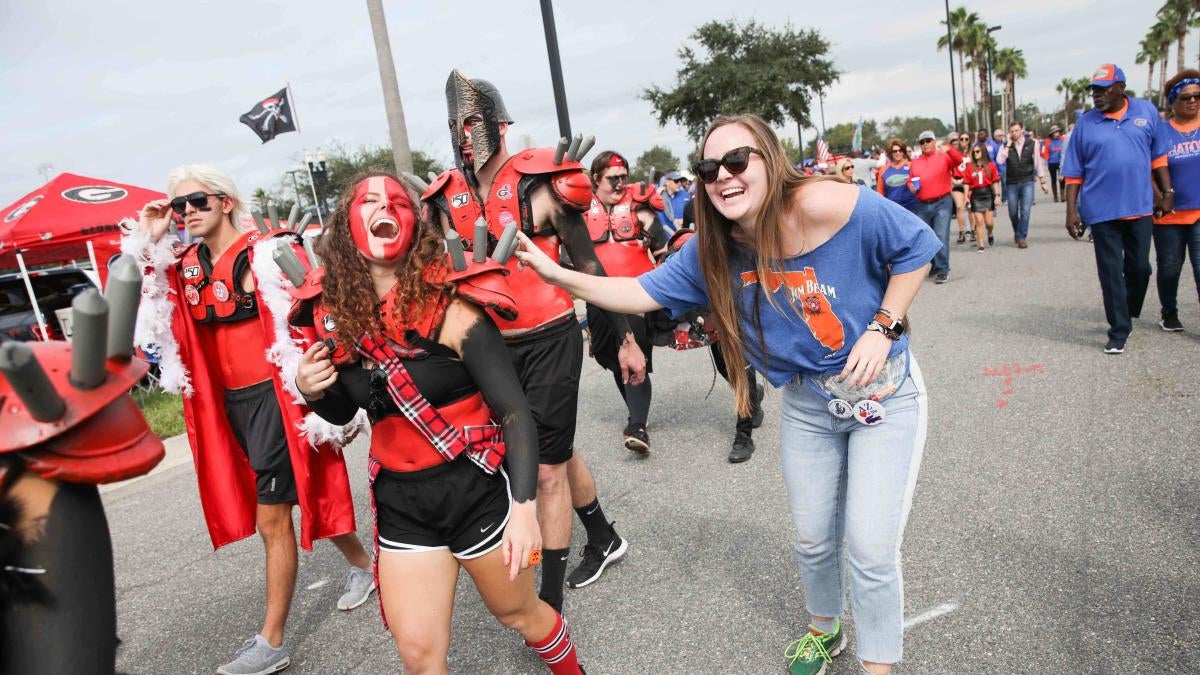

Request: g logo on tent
left=61, top=186, right=129, bottom=204
left=4, top=195, right=43, bottom=222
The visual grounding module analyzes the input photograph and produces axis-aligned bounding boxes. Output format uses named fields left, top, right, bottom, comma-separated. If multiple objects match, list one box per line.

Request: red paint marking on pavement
left=982, top=362, right=1045, bottom=409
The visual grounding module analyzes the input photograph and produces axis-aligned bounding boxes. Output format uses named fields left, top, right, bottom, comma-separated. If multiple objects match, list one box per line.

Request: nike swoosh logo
left=559, top=554, right=569, bottom=561
left=603, top=540, right=616, bottom=556
left=479, top=523, right=493, bottom=533
left=585, top=505, right=600, bottom=515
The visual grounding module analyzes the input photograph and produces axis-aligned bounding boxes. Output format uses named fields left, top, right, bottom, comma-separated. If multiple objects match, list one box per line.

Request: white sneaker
left=337, top=566, right=376, bottom=611
left=217, top=635, right=289, bottom=675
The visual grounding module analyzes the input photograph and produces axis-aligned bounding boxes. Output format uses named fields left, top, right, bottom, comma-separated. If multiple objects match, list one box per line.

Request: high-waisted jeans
left=780, top=356, right=928, bottom=664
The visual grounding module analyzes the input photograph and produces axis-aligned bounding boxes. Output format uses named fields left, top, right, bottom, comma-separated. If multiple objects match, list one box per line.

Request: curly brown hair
left=315, top=171, right=452, bottom=351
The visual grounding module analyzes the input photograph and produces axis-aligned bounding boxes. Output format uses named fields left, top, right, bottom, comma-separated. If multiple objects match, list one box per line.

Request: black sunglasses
left=693, top=146, right=763, bottom=183
left=604, top=174, right=629, bottom=189
left=919, top=139, right=934, bottom=145
left=169, top=191, right=226, bottom=216
left=1176, top=92, right=1200, bottom=103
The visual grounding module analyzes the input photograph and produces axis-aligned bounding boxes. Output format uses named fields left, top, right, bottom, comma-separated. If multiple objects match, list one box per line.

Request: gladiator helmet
left=446, top=69, right=514, bottom=176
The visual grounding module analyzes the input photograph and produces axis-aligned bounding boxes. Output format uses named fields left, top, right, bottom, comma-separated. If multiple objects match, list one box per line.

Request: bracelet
left=866, top=320, right=902, bottom=341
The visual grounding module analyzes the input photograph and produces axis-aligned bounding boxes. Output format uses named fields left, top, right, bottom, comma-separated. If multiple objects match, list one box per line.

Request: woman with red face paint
left=516, top=115, right=941, bottom=675
left=291, top=173, right=584, bottom=674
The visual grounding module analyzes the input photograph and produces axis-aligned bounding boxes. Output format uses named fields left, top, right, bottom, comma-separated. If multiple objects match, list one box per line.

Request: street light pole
left=538, top=0, right=572, bottom=140
left=987, top=25, right=1001, bottom=133
left=365, top=0, right=414, bottom=174
left=943, top=0, right=959, bottom=132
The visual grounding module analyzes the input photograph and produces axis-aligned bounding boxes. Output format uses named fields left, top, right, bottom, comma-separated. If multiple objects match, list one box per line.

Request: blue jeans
left=780, top=356, right=928, bottom=664
left=1091, top=216, right=1152, bottom=341
left=1152, top=222, right=1200, bottom=315
left=1006, top=181, right=1035, bottom=241
left=915, top=195, right=951, bottom=274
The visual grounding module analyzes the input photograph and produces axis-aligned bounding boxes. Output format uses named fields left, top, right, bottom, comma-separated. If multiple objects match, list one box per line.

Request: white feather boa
left=119, top=219, right=193, bottom=396
left=250, top=238, right=368, bottom=451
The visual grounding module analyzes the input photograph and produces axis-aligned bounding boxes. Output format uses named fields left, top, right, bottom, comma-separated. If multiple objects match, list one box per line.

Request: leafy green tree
left=879, top=116, right=950, bottom=145
left=632, top=145, right=681, bottom=183
left=804, top=120, right=882, bottom=157
left=288, top=143, right=446, bottom=214
left=643, top=19, right=839, bottom=141
left=780, top=138, right=803, bottom=165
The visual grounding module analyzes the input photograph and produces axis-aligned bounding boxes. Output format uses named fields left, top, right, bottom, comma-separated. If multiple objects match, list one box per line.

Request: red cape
left=168, top=241, right=356, bottom=551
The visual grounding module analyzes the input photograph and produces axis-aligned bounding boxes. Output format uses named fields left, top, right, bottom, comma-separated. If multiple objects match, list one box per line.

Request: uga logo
left=496, top=184, right=512, bottom=200
left=4, top=195, right=43, bottom=222
left=451, top=192, right=470, bottom=208
left=61, top=185, right=129, bottom=204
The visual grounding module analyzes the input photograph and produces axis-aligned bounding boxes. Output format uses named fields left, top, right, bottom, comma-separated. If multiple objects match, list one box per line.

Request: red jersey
left=965, top=162, right=1000, bottom=189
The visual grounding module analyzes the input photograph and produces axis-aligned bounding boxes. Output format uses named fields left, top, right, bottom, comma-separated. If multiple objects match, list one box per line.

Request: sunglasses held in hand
left=169, top=191, right=226, bottom=216
left=693, top=146, right=763, bottom=183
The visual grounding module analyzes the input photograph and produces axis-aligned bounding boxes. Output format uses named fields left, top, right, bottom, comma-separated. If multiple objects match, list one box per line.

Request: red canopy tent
left=0, top=172, right=167, bottom=285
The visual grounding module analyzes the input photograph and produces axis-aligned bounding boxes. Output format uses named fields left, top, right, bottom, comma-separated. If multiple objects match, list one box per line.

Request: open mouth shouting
left=349, top=176, right=416, bottom=262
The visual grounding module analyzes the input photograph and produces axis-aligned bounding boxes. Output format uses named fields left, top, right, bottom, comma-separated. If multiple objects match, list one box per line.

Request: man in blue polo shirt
left=657, top=170, right=692, bottom=237
left=1061, top=64, right=1174, bottom=354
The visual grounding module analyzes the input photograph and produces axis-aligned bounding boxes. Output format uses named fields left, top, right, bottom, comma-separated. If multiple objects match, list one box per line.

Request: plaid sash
left=356, top=334, right=504, bottom=474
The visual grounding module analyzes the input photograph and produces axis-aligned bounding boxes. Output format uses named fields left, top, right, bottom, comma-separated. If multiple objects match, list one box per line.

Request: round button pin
left=211, top=280, right=230, bottom=302
left=827, top=398, right=854, bottom=419
left=853, top=399, right=886, bottom=426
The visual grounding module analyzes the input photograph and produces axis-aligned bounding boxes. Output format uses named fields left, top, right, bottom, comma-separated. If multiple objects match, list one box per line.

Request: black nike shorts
left=505, top=316, right=583, bottom=465
left=585, top=304, right=654, bottom=375
left=372, top=455, right=511, bottom=559
left=224, top=379, right=298, bottom=505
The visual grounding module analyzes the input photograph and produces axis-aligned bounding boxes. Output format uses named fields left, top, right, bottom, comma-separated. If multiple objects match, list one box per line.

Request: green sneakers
left=785, top=618, right=847, bottom=675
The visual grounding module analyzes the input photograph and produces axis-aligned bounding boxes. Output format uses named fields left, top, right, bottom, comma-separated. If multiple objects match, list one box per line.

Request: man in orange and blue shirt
left=1061, top=64, right=1174, bottom=354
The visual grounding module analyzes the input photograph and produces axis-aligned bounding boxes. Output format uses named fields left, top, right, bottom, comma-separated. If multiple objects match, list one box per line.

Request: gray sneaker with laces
left=337, top=566, right=376, bottom=611
left=217, top=634, right=289, bottom=675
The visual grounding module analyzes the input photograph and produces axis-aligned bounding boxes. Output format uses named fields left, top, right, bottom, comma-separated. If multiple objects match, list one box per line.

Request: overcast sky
left=0, top=0, right=1167, bottom=206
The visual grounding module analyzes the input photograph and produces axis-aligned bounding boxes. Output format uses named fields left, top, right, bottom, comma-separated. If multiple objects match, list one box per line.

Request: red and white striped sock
left=525, top=612, right=582, bottom=674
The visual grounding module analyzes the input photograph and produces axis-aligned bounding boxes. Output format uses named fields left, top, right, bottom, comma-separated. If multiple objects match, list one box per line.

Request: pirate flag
left=239, top=87, right=297, bottom=143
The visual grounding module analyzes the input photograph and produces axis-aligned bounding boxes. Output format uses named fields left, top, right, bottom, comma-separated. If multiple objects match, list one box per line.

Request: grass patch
left=134, top=387, right=185, bottom=439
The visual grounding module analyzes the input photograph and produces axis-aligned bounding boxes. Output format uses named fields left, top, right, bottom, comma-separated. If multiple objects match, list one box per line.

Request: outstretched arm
left=514, top=231, right=663, bottom=314
left=536, top=186, right=646, bottom=384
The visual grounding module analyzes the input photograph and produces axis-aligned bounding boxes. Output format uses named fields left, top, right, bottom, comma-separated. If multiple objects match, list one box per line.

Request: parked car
left=0, top=267, right=98, bottom=341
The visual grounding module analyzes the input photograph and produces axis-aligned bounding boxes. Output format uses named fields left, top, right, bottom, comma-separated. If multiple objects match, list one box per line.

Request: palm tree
left=937, top=6, right=981, bottom=131
left=1056, top=77, right=1076, bottom=127
left=961, top=21, right=989, bottom=130
left=974, top=33, right=998, bottom=131
left=994, top=47, right=1028, bottom=127
left=1158, top=0, right=1199, bottom=73
left=1136, top=36, right=1159, bottom=102
left=1150, top=19, right=1174, bottom=101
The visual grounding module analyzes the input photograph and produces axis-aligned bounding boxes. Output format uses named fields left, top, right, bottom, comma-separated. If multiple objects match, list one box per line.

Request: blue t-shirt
left=878, top=162, right=917, bottom=209
left=1155, top=120, right=1200, bottom=212
left=638, top=186, right=942, bottom=387
left=1060, top=97, right=1168, bottom=224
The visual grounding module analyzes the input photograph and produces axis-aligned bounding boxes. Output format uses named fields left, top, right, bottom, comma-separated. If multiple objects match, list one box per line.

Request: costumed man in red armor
left=289, top=172, right=584, bottom=674
left=421, top=71, right=643, bottom=608
left=0, top=266, right=164, bottom=674
left=585, top=150, right=667, bottom=452
left=123, top=165, right=373, bottom=675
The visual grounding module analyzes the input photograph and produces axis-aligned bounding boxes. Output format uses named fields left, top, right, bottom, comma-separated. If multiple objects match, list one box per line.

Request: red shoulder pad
left=550, top=170, right=594, bottom=211
left=508, top=147, right=584, bottom=176
left=628, top=182, right=665, bottom=211
left=288, top=267, right=325, bottom=327
left=422, top=170, right=455, bottom=201
left=447, top=260, right=518, bottom=322
left=666, top=228, right=695, bottom=255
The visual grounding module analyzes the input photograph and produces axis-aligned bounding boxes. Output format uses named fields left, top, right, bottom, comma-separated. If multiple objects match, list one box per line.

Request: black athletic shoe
left=622, top=423, right=650, bottom=454
left=728, top=431, right=755, bottom=463
left=1103, top=339, right=1125, bottom=354
left=987, top=235, right=994, bottom=245
left=566, top=530, right=628, bottom=589
left=1159, top=312, right=1184, bottom=332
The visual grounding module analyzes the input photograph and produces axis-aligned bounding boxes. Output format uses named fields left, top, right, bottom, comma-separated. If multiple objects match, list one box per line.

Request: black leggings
left=1048, top=163, right=1060, bottom=201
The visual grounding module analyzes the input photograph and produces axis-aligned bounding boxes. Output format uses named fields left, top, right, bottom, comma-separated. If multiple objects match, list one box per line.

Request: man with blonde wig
left=123, top=165, right=373, bottom=674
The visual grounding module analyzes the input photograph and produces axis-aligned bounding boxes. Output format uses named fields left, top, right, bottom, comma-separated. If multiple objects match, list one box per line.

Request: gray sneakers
left=337, top=566, right=376, bottom=611
left=217, top=635, right=289, bottom=675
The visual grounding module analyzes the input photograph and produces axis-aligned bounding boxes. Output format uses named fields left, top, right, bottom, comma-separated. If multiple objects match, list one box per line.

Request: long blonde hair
left=693, top=114, right=832, bottom=416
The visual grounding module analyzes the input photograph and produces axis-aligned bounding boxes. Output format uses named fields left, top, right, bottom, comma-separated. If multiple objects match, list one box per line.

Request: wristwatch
left=866, top=309, right=905, bottom=341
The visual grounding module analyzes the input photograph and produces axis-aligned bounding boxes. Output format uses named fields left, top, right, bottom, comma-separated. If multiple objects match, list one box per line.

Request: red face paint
left=348, top=176, right=416, bottom=262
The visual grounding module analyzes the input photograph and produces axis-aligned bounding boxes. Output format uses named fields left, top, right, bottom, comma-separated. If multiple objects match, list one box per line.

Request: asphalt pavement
left=106, top=197, right=1200, bottom=674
